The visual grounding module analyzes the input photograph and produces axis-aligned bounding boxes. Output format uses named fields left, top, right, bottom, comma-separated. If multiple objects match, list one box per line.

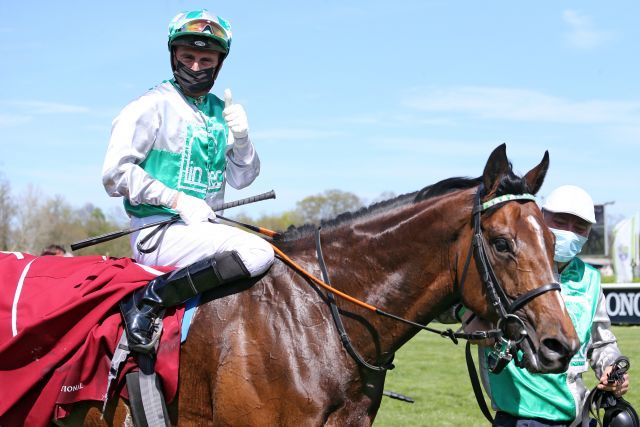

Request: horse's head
left=458, top=144, right=579, bottom=374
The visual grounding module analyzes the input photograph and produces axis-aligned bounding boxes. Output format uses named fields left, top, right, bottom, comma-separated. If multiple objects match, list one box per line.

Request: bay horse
left=73, top=144, right=579, bottom=426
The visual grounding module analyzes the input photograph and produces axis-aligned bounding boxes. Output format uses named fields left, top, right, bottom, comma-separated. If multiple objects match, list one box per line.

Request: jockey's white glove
left=222, top=89, right=249, bottom=141
left=173, top=192, right=215, bottom=225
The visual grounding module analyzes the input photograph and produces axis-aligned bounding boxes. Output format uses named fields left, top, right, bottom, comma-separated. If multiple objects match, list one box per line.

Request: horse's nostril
left=536, top=337, right=574, bottom=374
left=541, top=337, right=568, bottom=357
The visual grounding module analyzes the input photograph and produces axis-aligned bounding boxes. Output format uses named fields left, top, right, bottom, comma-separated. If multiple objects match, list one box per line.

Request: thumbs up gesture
left=222, top=89, right=249, bottom=140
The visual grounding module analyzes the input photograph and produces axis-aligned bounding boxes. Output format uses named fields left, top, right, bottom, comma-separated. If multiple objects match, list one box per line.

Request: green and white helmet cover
left=168, top=10, right=232, bottom=55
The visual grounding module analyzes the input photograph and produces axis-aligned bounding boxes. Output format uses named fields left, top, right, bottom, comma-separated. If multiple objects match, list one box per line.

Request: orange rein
left=270, top=245, right=377, bottom=312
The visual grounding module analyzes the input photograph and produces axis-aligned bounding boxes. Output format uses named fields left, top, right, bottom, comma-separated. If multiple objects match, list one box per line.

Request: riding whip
left=70, top=190, right=276, bottom=251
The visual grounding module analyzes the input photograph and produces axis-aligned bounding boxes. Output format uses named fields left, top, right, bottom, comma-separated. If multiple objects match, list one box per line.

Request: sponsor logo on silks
left=61, top=383, right=84, bottom=393
left=178, top=123, right=225, bottom=195
left=178, top=126, right=211, bottom=195
left=208, top=170, right=223, bottom=192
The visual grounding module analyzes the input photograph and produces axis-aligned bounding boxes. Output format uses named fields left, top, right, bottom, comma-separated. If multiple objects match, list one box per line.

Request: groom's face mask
left=543, top=212, right=592, bottom=263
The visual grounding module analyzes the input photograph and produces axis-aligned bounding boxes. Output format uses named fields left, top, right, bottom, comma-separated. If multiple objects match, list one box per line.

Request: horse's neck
left=307, top=192, right=470, bottom=355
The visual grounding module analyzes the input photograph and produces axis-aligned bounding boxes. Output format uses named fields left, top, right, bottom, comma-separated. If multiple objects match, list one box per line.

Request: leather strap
left=137, top=352, right=170, bottom=427
left=465, top=341, right=494, bottom=425
left=508, top=282, right=561, bottom=313
left=315, top=228, right=393, bottom=372
left=137, top=218, right=179, bottom=254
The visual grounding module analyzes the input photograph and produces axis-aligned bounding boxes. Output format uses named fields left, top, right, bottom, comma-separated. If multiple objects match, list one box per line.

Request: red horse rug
left=0, top=252, right=183, bottom=426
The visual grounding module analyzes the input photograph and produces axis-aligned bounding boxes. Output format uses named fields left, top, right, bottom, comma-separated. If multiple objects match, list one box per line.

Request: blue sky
left=0, top=1, right=638, bottom=222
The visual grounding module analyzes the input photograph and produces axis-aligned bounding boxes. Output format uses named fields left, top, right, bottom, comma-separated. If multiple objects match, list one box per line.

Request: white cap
left=542, top=185, right=596, bottom=224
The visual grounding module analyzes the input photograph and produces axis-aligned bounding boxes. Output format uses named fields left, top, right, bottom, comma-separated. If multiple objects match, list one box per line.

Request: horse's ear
left=482, top=143, right=510, bottom=195
left=523, top=150, right=549, bottom=195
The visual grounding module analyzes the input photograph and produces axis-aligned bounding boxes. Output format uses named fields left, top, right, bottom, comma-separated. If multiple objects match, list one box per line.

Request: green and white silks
left=481, top=257, right=621, bottom=425
left=102, top=80, right=259, bottom=218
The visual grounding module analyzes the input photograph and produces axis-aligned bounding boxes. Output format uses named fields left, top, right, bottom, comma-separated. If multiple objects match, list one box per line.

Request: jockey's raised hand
left=222, top=88, right=249, bottom=141
left=173, top=192, right=215, bottom=225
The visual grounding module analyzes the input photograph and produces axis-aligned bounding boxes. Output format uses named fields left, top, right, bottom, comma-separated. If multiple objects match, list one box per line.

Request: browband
left=480, top=193, right=536, bottom=211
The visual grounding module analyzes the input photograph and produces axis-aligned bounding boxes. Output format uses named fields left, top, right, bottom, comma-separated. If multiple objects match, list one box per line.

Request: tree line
left=0, top=173, right=131, bottom=257
left=0, top=172, right=390, bottom=258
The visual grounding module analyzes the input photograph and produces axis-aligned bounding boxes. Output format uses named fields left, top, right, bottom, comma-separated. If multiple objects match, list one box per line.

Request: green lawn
left=375, top=326, right=640, bottom=426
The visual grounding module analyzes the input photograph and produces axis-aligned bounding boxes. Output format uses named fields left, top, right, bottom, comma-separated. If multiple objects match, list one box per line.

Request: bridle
left=457, top=185, right=561, bottom=373
left=455, top=185, right=563, bottom=423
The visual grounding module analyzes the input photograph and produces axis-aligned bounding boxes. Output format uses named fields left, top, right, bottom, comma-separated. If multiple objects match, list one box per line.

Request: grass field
left=375, top=326, right=640, bottom=426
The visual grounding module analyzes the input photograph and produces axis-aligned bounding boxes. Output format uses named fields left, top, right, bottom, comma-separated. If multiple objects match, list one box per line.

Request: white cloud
left=4, top=100, right=90, bottom=114
left=0, top=101, right=89, bottom=129
left=338, top=112, right=455, bottom=127
left=562, top=9, right=614, bottom=50
left=0, top=41, right=44, bottom=51
left=252, top=128, right=344, bottom=141
left=0, top=114, right=32, bottom=128
left=367, top=136, right=490, bottom=155
left=602, top=125, right=640, bottom=147
left=404, top=86, right=640, bottom=125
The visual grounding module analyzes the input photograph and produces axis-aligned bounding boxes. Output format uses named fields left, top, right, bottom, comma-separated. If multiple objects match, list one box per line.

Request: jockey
left=102, top=10, right=274, bottom=351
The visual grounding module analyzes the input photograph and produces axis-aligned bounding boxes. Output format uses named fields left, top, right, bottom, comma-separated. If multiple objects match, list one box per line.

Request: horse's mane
left=413, top=176, right=481, bottom=202
left=276, top=192, right=418, bottom=242
left=276, top=161, right=530, bottom=242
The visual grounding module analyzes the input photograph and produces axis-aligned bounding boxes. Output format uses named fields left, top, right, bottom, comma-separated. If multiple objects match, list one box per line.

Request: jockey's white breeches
left=129, top=215, right=274, bottom=275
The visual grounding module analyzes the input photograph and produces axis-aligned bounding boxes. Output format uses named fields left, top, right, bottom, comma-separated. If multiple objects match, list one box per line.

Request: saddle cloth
left=0, top=252, right=184, bottom=427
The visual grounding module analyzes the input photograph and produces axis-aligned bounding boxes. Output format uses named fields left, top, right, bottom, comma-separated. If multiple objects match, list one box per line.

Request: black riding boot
left=121, top=250, right=250, bottom=352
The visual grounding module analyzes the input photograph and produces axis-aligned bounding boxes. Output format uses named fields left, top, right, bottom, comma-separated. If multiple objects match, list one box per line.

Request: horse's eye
left=493, top=238, right=511, bottom=253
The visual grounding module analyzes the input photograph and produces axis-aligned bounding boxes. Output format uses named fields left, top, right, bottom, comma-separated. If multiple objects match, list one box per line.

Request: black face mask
left=173, top=60, right=216, bottom=96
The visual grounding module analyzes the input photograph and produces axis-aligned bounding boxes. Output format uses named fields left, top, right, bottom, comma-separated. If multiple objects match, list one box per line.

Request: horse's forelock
left=493, top=166, right=532, bottom=197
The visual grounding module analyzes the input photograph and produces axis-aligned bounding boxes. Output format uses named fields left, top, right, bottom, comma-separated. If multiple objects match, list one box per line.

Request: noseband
left=458, top=185, right=561, bottom=372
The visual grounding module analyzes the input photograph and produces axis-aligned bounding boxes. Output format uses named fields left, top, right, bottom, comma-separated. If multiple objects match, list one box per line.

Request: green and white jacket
left=481, top=257, right=620, bottom=426
left=102, top=80, right=260, bottom=218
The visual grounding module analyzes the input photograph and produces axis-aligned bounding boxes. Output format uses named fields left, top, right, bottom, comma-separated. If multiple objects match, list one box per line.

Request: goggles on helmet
left=175, top=19, right=228, bottom=41
left=168, top=11, right=232, bottom=55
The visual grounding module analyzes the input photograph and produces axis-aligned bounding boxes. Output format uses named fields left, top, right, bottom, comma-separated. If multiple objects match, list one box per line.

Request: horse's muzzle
left=534, top=335, right=579, bottom=373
